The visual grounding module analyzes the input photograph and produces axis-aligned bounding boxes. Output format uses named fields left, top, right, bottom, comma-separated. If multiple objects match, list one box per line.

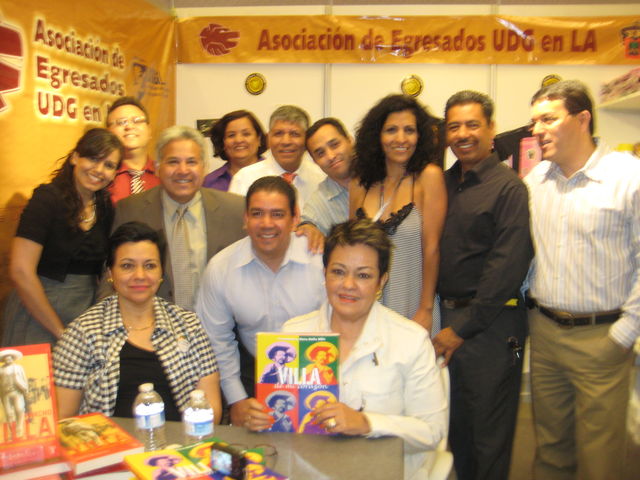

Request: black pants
left=441, top=304, right=526, bottom=480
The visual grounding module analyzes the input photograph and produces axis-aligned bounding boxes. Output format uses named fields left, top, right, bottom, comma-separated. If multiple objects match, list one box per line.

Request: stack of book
left=0, top=344, right=69, bottom=480
left=58, top=412, right=143, bottom=479
left=0, top=345, right=143, bottom=480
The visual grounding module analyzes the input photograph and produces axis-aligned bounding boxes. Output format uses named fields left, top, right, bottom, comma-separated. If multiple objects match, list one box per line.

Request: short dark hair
left=445, top=90, right=494, bottom=123
left=246, top=176, right=297, bottom=215
left=354, top=94, right=441, bottom=189
left=268, top=345, right=291, bottom=360
left=107, top=221, right=165, bottom=269
left=306, top=117, right=350, bottom=149
left=323, top=218, right=392, bottom=277
left=530, top=80, right=595, bottom=135
left=106, top=96, right=149, bottom=123
left=210, top=110, right=267, bottom=161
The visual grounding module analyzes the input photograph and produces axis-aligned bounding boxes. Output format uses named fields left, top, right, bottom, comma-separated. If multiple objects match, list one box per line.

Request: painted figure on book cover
left=265, top=390, right=296, bottom=433
left=0, top=349, right=28, bottom=440
left=258, top=342, right=296, bottom=384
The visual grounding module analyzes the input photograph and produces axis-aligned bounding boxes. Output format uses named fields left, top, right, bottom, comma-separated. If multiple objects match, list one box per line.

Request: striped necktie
left=128, top=169, right=145, bottom=195
left=172, top=206, right=194, bottom=310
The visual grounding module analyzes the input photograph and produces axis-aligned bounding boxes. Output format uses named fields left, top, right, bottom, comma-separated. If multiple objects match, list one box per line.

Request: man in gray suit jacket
left=112, top=125, right=245, bottom=310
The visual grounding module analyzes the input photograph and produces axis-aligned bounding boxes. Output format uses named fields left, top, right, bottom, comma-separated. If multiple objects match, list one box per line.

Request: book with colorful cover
left=58, top=413, right=143, bottom=476
left=125, top=439, right=287, bottom=480
left=0, top=344, right=68, bottom=478
left=125, top=448, right=211, bottom=480
left=255, top=332, right=340, bottom=435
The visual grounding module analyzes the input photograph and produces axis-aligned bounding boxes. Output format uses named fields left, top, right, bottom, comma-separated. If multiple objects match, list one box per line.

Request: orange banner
left=0, top=0, right=175, bottom=304
left=177, top=15, right=640, bottom=65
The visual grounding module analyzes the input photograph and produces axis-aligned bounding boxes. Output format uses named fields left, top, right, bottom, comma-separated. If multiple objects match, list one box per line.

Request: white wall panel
left=495, top=65, right=640, bottom=148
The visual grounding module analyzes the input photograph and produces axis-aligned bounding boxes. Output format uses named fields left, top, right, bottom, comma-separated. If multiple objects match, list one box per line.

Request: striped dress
left=357, top=203, right=441, bottom=336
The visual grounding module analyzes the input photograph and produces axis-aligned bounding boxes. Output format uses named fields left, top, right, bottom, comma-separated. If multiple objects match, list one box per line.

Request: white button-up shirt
left=228, top=152, right=326, bottom=211
left=196, top=234, right=325, bottom=404
left=525, top=143, right=640, bottom=348
left=283, top=301, right=448, bottom=480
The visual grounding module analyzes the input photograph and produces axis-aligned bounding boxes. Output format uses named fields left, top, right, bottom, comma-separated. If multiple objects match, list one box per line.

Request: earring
left=376, top=289, right=383, bottom=301
left=107, top=278, right=113, bottom=284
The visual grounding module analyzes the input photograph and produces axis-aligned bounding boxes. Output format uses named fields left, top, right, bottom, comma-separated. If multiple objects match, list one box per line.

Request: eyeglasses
left=109, top=116, right=147, bottom=127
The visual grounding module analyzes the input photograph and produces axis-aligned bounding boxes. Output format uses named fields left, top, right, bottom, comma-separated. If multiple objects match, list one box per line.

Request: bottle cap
left=190, top=389, right=205, bottom=400
left=139, top=383, right=154, bottom=392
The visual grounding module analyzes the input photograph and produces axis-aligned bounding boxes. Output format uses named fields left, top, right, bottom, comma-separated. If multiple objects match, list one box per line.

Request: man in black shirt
left=433, top=91, right=533, bottom=480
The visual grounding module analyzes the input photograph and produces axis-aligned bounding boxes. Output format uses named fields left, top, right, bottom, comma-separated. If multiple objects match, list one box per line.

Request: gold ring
left=325, top=417, right=337, bottom=429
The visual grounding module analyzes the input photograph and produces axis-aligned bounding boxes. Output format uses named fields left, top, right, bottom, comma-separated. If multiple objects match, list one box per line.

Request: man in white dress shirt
left=196, top=176, right=325, bottom=426
left=525, top=80, right=640, bottom=480
left=229, top=105, right=325, bottom=211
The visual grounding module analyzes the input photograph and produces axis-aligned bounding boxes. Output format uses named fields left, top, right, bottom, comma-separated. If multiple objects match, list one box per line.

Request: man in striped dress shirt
left=526, top=80, right=640, bottom=480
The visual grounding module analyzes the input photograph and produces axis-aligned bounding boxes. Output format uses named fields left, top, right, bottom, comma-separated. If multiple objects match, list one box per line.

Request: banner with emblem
left=177, top=15, right=640, bottom=65
left=0, top=0, right=175, bottom=302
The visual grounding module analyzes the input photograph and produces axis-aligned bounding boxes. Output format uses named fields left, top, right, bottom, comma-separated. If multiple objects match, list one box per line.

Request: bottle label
left=183, top=407, right=214, bottom=437
left=185, top=420, right=214, bottom=437
left=135, top=402, right=165, bottom=429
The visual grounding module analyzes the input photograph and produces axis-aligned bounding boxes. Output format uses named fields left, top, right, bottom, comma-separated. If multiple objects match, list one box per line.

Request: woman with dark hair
left=3, top=128, right=123, bottom=346
left=54, top=221, right=222, bottom=421
left=350, top=94, right=446, bottom=334
left=203, top=110, right=267, bottom=191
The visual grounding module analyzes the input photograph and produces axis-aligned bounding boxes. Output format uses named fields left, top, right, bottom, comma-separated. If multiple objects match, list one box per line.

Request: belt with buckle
left=441, top=297, right=519, bottom=310
left=531, top=299, right=621, bottom=327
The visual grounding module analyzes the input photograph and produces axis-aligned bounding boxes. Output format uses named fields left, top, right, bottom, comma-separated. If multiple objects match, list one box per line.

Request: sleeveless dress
left=356, top=181, right=441, bottom=336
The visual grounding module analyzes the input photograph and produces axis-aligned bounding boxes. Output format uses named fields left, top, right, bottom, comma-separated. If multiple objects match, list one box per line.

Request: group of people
left=1, top=79, right=637, bottom=480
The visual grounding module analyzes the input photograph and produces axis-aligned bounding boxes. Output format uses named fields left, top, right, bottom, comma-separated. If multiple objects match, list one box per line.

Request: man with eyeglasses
left=106, top=96, right=160, bottom=204
left=525, top=80, right=640, bottom=479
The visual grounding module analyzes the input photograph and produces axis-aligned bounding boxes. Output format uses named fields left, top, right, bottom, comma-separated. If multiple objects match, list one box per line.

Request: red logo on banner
left=200, top=23, right=239, bottom=56
left=621, top=22, right=640, bottom=59
left=0, top=17, right=23, bottom=112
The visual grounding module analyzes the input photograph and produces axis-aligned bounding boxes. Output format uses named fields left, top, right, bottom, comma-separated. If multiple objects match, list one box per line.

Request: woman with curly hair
left=350, top=94, right=446, bottom=334
left=203, top=109, right=267, bottom=191
left=3, top=128, right=123, bottom=346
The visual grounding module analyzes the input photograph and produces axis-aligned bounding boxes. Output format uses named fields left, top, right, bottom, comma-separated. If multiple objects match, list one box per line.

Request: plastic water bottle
left=183, top=389, right=214, bottom=444
left=133, top=383, right=167, bottom=451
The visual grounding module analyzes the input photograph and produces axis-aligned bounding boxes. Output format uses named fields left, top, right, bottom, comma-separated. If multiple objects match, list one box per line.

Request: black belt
left=531, top=299, right=621, bottom=327
left=440, top=297, right=519, bottom=310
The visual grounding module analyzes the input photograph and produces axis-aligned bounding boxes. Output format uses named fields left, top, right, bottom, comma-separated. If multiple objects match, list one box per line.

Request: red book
left=67, top=461, right=130, bottom=480
left=0, top=344, right=68, bottom=478
left=58, top=413, right=143, bottom=476
left=0, top=457, right=69, bottom=479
